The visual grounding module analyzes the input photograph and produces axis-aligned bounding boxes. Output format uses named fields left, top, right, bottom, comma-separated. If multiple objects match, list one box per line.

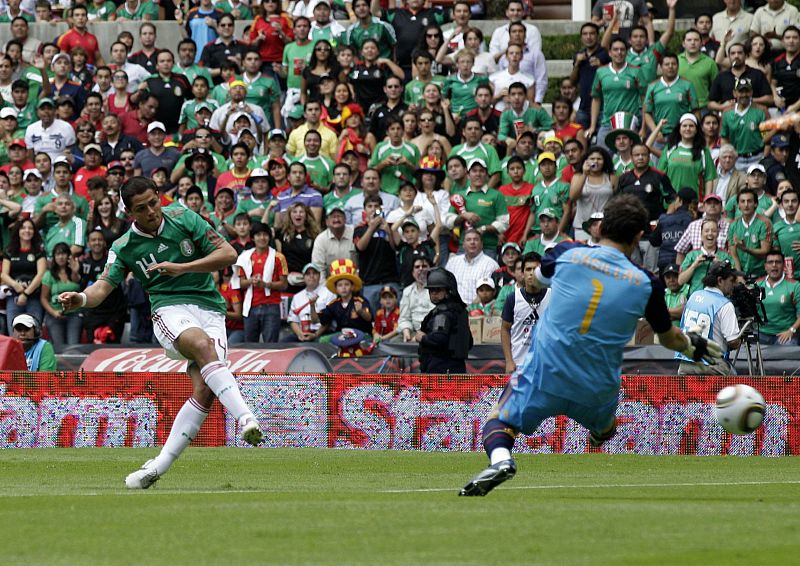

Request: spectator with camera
left=676, top=261, right=741, bottom=375
left=678, top=219, right=735, bottom=295
left=756, top=249, right=800, bottom=345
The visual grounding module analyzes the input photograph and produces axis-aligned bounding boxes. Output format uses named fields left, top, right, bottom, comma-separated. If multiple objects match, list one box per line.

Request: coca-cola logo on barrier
left=0, top=373, right=795, bottom=456
left=81, top=348, right=304, bottom=374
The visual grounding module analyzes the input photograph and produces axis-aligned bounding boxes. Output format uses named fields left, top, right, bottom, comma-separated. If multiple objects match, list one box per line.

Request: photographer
left=676, top=261, right=742, bottom=375
left=755, top=250, right=800, bottom=345
left=677, top=219, right=734, bottom=295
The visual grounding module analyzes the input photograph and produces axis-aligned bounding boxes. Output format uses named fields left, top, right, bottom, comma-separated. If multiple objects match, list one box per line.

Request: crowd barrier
left=0, top=372, right=795, bottom=455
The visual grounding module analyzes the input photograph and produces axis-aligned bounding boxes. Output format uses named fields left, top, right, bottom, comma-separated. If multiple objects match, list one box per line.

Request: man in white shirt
left=25, top=98, right=75, bottom=161
left=445, top=229, right=499, bottom=304
left=286, top=263, right=336, bottom=342
left=489, top=0, right=542, bottom=60
left=490, top=44, right=536, bottom=112
left=496, top=23, right=548, bottom=105
left=398, top=255, right=435, bottom=341
left=209, top=79, right=268, bottom=139
left=108, top=41, right=151, bottom=93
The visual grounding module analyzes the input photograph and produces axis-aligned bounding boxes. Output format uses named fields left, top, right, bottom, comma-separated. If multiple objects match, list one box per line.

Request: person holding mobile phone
left=569, top=146, right=618, bottom=241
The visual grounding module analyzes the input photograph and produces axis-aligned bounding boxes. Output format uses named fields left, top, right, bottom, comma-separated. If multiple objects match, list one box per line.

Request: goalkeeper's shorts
left=499, top=388, right=618, bottom=437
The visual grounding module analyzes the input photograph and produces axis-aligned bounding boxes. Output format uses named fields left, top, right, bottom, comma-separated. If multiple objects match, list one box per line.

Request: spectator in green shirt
left=756, top=249, right=800, bottom=345
left=728, top=187, right=772, bottom=278
left=661, top=264, right=689, bottom=327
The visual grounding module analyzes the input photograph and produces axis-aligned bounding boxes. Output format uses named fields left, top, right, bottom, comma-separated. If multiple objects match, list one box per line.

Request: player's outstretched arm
left=146, top=241, right=238, bottom=277
left=58, top=280, right=115, bottom=312
left=658, top=326, right=723, bottom=364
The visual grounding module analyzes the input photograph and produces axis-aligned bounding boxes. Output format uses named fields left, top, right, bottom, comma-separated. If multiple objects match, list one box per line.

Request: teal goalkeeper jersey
left=100, top=204, right=227, bottom=314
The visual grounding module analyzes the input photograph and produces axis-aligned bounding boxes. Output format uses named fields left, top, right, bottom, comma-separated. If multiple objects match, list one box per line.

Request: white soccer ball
left=714, top=384, right=766, bottom=435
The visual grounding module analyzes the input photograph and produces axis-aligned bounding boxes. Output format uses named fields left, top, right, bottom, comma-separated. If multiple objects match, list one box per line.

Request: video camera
left=730, top=275, right=767, bottom=325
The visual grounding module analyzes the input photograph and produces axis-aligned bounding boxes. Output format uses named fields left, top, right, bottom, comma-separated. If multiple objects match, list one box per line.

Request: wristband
left=79, top=292, right=88, bottom=307
left=791, top=327, right=797, bottom=335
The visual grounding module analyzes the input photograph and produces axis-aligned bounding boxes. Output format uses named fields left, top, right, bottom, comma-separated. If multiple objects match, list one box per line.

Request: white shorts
left=151, top=304, right=228, bottom=362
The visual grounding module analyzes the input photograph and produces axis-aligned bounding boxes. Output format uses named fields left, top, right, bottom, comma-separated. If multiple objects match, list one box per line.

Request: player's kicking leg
left=460, top=418, right=518, bottom=496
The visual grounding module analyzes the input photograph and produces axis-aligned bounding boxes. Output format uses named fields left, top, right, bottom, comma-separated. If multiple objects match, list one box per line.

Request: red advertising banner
left=0, top=372, right=796, bottom=456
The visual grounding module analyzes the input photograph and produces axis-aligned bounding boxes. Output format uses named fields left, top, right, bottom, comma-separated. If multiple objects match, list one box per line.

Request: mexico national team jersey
left=100, top=204, right=227, bottom=314
left=627, top=41, right=665, bottom=85
left=519, top=242, right=671, bottom=406
left=643, top=77, right=699, bottom=136
left=728, top=214, right=772, bottom=277
left=591, top=63, right=643, bottom=126
left=720, top=104, right=768, bottom=156
left=772, top=220, right=800, bottom=278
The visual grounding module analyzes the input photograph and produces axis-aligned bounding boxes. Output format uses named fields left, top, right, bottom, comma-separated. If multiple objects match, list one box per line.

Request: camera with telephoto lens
left=730, top=275, right=766, bottom=324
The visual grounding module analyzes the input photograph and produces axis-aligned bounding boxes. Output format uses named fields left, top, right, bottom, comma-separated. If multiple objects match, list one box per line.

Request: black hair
left=737, top=187, right=758, bottom=202
left=121, top=176, right=158, bottom=209
left=233, top=212, right=251, bottom=225
left=192, top=75, right=210, bottom=88
left=521, top=251, right=542, bottom=269
left=364, top=194, right=383, bottom=206
left=508, top=81, right=528, bottom=95
left=49, top=242, right=74, bottom=278
left=600, top=194, right=649, bottom=246
left=7, top=217, right=43, bottom=257
left=578, top=145, right=614, bottom=175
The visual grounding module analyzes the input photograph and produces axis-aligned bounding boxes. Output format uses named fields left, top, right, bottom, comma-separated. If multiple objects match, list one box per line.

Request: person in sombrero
left=310, top=258, right=373, bottom=342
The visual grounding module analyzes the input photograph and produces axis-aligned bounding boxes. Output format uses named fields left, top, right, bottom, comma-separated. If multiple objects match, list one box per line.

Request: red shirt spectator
left=248, top=248, right=288, bottom=307
left=498, top=180, right=534, bottom=245
left=219, top=282, right=245, bottom=332
left=57, top=28, right=101, bottom=65
left=119, top=109, right=150, bottom=145
left=373, top=306, right=399, bottom=336
left=249, top=12, right=293, bottom=64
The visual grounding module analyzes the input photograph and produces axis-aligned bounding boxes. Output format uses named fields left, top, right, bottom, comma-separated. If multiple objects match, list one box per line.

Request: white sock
left=152, top=398, right=208, bottom=475
left=200, top=361, right=254, bottom=423
left=490, top=448, right=512, bottom=465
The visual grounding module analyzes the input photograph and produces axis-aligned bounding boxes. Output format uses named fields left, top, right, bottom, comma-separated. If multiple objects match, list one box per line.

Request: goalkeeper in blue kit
left=461, top=195, right=723, bottom=496
left=59, top=177, right=264, bottom=489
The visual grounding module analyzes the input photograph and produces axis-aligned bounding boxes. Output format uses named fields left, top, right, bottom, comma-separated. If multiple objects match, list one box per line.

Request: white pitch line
left=381, top=479, right=800, bottom=494
left=0, top=489, right=267, bottom=498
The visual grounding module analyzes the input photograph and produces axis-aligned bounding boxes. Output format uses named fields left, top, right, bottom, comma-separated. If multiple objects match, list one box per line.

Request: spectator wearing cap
left=523, top=208, right=569, bottom=256
left=445, top=228, right=499, bottom=304
left=676, top=261, right=741, bottom=375
left=178, top=90, right=219, bottom=136
left=525, top=151, right=570, bottom=239
left=468, top=277, right=497, bottom=316
left=12, top=314, right=56, bottom=371
left=720, top=78, right=768, bottom=172
left=132, top=122, right=181, bottom=178
left=309, top=0, right=344, bottom=43
left=394, top=215, right=437, bottom=287
left=0, top=138, right=34, bottom=175
left=55, top=5, right=102, bottom=66
left=72, top=144, right=106, bottom=199
left=174, top=126, right=227, bottom=179
left=0, top=107, right=23, bottom=143
left=311, top=204, right=356, bottom=276
left=387, top=181, right=441, bottom=248
left=120, top=93, right=159, bottom=145
left=712, top=144, right=747, bottom=203
left=678, top=218, right=735, bottom=295
left=761, top=134, right=791, bottom=195
left=239, top=47, right=282, bottom=129
left=492, top=242, right=521, bottom=289
left=49, top=54, right=86, bottom=118
left=373, top=285, right=400, bottom=343
left=286, top=262, right=336, bottom=342
left=323, top=162, right=361, bottom=225
left=603, top=113, right=639, bottom=176
left=231, top=222, right=289, bottom=343
left=235, top=167, right=273, bottom=219
left=184, top=148, right=218, bottom=204
left=709, top=43, right=773, bottom=113
left=728, top=186, right=773, bottom=277
left=449, top=117, right=501, bottom=188
left=24, top=98, right=75, bottom=162
left=652, top=113, right=716, bottom=200
left=134, top=50, right=190, bottom=134
left=353, top=194, right=400, bottom=309
left=651, top=187, right=697, bottom=271
left=211, top=186, right=238, bottom=239
left=725, top=164, right=773, bottom=220
left=446, top=158, right=509, bottom=257
left=265, top=129, right=289, bottom=163
left=20, top=168, right=44, bottom=214
left=33, top=156, right=89, bottom=234
left=661, top=263, right=689, bottom=327
left=674, top=193, right=729, bottom=263
left=581, top=211, right=604, bottom=245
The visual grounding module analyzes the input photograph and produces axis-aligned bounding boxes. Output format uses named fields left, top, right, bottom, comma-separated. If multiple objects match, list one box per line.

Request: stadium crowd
left=2, top=0, right=800, bottom=353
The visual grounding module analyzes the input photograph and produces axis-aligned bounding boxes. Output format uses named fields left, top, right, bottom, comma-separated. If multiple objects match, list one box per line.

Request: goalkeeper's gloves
left=680, top=330, right=723, bottom=364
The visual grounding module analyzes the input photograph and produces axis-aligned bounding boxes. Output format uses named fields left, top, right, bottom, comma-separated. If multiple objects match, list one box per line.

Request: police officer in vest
left=417, top=267, right=473, bottom=373
left=676, top=261, right=742, bottom=375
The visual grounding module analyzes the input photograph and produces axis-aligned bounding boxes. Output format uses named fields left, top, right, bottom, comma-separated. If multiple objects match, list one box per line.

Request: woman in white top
left=570, top=146, right=618, bottom=241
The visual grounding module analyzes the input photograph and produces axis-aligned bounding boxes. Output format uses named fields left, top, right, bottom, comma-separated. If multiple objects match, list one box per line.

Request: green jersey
left=44, top=217, right=86, bottom=257
left=342, top=18, right=397, bottom=60
left=643, top=77, right=699, bottom=136
left=282, top=41, right=315, bottom=91
left=210, top=83, right=231, bottom=105
left=678, top=52, right=718, bottom=108
left=369, top=140, right=420, bottom=195
left=215, top=0, right=252, bottom=18
left=681, top=250, right=735, bottom=295
left=241, top=73, right=281, bottom=114
left=100, top=205, right=227, bottom=314
left=88, top=1, right=117, bottom=20
left=34, top=191, right=90, bottom=234
left=115, top=0, right=159, bottom=20
left=529, top=178, right=570, bottom=233
left=523, top=233, right=569, bottom=255
left=179, top=98, right=220, bottom=129
left=772, top=220, right=800, bottom=279
left=448, top=185, right=508, bottom=249
left=664, top=284, right=689, bottom=327
left=756, top=277, right=800, bottom=335
left=172, top=64, right=213, bottom=88
left=0, top=11, right=34, bottom=23
left=404, top=76, right=446, bottom=107
left=42, top=270, right=81, bottom=310
left=311, top=25, right=343, bottom=45
left=498, top=106, right=553, bottom=142
left=235, top=196, right=271, bottom=220
left=724, top=191, right=772, bottom=220
left=323, top=188, right=361, bottom=213
left=449, top=142, right=501, bottom=176
left=292, top=154, right=335, bottom=191
left=613, top=155, right=634, bottom=177
left=728, top=215, right=772, bottom=277
left=720, top=104, right=768, bottom=156
left=442, top=73, right=489, bottom=115
left=627, top=41, right=666, bottom=85
left=657, top=145, right=716, bottom=200
left=499, top=156, right=537, bottom=186
left=591, top=64, right=643, bottom=127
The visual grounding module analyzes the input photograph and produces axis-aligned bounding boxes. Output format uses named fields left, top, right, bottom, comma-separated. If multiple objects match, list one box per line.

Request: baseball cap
left=302, top=262, right=323, bottom=274
left=702, top=193, right=723, bottom=203
left=543, top=135, right=563, bottom=147
left=326, top=204, right=346, bottom=216
left=537, top=151, right=556, bottom=164
left=734, top=77, right=753, bottom=91
left=475, top=277, right=495, bottom=290
left=56, top=95, right=75, bottom=107
left=0, top=107, right=18, bottom=119
left=747, top=163, right=766, bottom=175
left=401, top=217, right=420, bottom=229
left=23, top=168, right=42, bottom=180
left=467, top=158, right=488, bottom=170
left=501, top=242, right=521, bottom=254
left=194, top=101, right=214, bottom=113
left=269, top=128, right=287, bottom=139
left=379, top=285, right=397, bottom=297
left=9, top=138, right=26, bottom=149
left=538, top=207, right=559, bottom=219
left=50, top=53, right=71, bottom=68
left=147, top=121, right=166, bottom=133
left=37, top=97, right=56, bottom=108
left=12, top=314, right=37, bottom=329
left=107, top=160, right=124, bottom=171
left=581, top=211, right=603, bottom=232
left=771, top=134, right=790, bottom=148
left=53, top=155, right=71, bottom=169
left=661, top=264, right=680, bottom=277
left=707, top=260, right=744, bottom=280
left=83, top=143, right=102, bottom=154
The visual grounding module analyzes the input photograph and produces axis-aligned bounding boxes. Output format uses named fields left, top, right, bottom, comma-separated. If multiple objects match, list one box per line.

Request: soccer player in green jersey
left=58, top=177, right=263, bottom=489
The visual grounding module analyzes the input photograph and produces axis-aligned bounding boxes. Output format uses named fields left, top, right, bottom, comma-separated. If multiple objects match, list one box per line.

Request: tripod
left=731, top=319, right=764, bottom=376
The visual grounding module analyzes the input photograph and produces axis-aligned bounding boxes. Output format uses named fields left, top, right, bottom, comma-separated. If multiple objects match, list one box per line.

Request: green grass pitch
left=2, top=448, right=799, bottom=565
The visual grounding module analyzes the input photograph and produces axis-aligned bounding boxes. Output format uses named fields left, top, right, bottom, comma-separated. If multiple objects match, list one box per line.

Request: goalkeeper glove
left=681, top=330, right=723, bottom=364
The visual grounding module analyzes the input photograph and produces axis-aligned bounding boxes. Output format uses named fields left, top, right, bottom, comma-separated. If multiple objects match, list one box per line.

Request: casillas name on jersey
left=100, top=204, right=227, bottom=314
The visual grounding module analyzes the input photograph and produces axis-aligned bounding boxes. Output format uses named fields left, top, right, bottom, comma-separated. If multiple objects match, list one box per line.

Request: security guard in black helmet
left=417, top=267, right=473, bottom=373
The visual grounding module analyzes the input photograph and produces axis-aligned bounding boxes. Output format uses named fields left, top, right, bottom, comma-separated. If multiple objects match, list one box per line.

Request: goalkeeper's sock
left=483, top=418, right=516, bottom=464
left=201, top=361, right=254, bottom=422
left=152, top=398, right=208, bottom=475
